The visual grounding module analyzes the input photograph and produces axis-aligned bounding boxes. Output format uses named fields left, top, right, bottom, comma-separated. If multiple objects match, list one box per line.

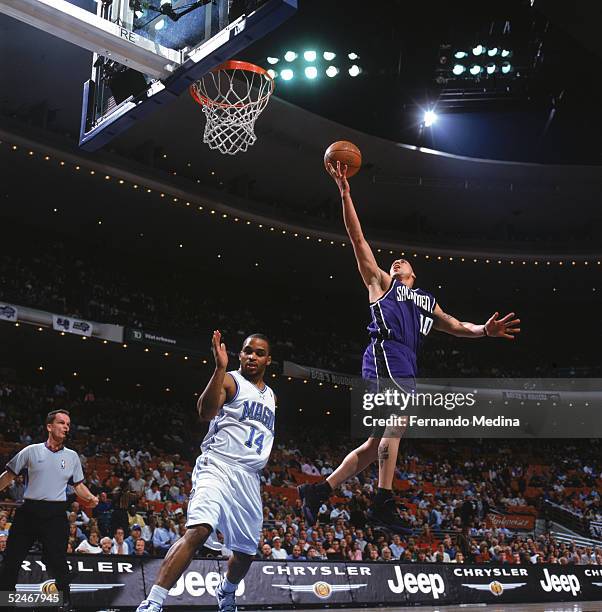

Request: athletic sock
left=315, top=480, right=333, bottom=499
left=221, top=577, right=239, bottom=593
left=148, top=585, right=169, bottom=606
left=374, top=487, right=393, bottom=506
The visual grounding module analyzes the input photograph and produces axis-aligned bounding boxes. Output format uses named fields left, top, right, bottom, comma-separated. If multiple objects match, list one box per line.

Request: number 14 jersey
left=200, top=370, right=276, bottom=472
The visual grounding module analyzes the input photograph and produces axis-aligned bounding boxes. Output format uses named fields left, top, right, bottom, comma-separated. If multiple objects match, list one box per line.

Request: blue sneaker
left=216, top=584, right=237, bottom=612
left=136, top=600, right=163, bottom=612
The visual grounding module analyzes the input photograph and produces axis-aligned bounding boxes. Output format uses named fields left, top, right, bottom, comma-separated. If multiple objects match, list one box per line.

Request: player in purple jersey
left=299, top=161, right=521, bottom=532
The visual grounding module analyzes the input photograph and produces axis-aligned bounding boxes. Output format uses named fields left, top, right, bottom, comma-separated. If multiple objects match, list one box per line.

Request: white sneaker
left=216, top=585, right=237, bottom=612
left=136, top=600, right=163, bottom=612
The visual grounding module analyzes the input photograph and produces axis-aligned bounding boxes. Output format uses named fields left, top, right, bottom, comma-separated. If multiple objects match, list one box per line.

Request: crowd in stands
left=1, top=242, right=599, bottom=377
left=1, top=380, right=602, bottom=566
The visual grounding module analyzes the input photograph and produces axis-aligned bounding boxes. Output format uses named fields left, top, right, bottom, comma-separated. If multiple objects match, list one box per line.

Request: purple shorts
left=362, top=339, right=417, bottom=393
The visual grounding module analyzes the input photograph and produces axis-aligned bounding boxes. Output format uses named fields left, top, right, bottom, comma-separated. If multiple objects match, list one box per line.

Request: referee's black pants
left=0, top=500, right=70, bottom=594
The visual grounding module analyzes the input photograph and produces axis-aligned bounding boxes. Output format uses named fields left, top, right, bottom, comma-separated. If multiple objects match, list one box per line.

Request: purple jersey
left=362, top=279, right=436, bottom=380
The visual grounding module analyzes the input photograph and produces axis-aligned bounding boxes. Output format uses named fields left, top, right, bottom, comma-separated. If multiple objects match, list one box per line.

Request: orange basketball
left=324, top=141, right=362, bottom=178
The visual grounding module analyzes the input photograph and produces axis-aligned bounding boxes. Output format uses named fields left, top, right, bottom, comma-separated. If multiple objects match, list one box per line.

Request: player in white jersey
left=137, top=331, right=276, bottom=612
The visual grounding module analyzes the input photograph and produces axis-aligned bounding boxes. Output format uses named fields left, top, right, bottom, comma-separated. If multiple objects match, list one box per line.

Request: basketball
left=324, top=141, right=362, bottom=178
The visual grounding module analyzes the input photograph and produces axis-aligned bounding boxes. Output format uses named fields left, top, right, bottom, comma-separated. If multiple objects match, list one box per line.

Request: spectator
left=127, top=504, right=146, bottom=529
left=260, top=544, right=273, bottom=560
left=145, top=482, right=161, bottom=502
left=133, top=538, right=149, bottom=557
left=128, top=470, right=146, bottom=497
left=100, top=537, right=113, bottom=555
left=111, top=527, right=130, bottom=555
left=0, top=534, right=7, bottom=563
left=390, top=534, right=404, bottom=559
left=75, top=532, right=102, bottom=554
left=125, top=524, right=143, bottom=553
left=271, top=537, right=287, bottom=560
left=152, top=517, right=174, bottom=556
left=287, top=544, right=306, bottom=561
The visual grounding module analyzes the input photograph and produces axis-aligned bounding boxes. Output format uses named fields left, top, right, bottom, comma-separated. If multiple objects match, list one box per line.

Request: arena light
left=303, top=50, right=317, bottom=62
left=454, top=51, right=468, bottom=59
left=325, top=65, right=339, bottom=77
left=280, top=68, right=294, bottom=80
left=284, top=51, right=297, bottom=62
left=348, top=64, right=362, bottom=77
left=423, top=110, right=438, bottom=127
left=472, top=44, right=485, bottom=56
left=486, top=63, right=496, bottom=74
left=304, top=66, right=318, bottom=79
left=501, top=49, right=511, bottom=58
left=323, top=51, right=336, bottom=61
left=267, top=56, right=279, bottom=65
left=452, top=64, right=466, bottom=75
left=501, top=62, right=512, bottom=74
left=469, top=64, right=482, bottom=75
left=348, top=52, right=359, bottom=60
left=267, top=69, right=278, bottom=79
left=487, top=47, right=499, bottom=57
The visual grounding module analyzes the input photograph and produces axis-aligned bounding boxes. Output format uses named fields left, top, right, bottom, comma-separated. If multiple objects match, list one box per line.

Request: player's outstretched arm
left=197, top=330, right=237, bottom=421
left=432, top=304, right=521, bottom=339
left=327, top=161, right=391, bottom=297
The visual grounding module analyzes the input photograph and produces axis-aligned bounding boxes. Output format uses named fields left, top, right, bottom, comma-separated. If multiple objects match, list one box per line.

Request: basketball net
left=190, top=60, right=275, bottom=155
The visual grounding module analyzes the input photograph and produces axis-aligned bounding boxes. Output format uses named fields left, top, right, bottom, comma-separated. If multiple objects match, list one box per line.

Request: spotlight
left=348, top=64, right=362, bottom=77
left=281, top=68, right=294, bottom=80
left=348, top=52, right=359, bottom=60
left=423, top=110, right=437, bottom=127
left=486, top=63, right=496, bottom=74
left=454, top=51, right=468, bottom=59
left=501, top=49, right=511, bottom=58
left=487, top=47, right=499, bottom=57
left=303, top=50, right=317, bottom=62
left=326, top=65, right=339, bottom=77
left=323, top=51, right=336, bottom=61
left=284, top=51, right=297, bottom=62
left=267, top=57, right=279, bottom=65
left=472, top=44, right=485, bottom=56
left=469, top=64, right=482, bottom=75
left=267, top=69, right=278, bottom=79
left=501, top=62, right=512, bottom=74
left=452, top=64, right=466, bottom=75
left=305, top=66, right=318, bottom=79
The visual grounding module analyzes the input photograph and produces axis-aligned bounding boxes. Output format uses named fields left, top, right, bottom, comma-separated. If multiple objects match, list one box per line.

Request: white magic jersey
left=200, top=370, right=276, bottom=472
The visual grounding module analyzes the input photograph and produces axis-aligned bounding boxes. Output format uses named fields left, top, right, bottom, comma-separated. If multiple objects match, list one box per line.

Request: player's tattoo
left=378, top=443, right=390, bottom=467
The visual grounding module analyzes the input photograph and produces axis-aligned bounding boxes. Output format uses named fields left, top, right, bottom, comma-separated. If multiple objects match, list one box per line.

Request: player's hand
left=211, top=330, right=228, bottom=370
left=89, top=495, right=99, bottom=508
left=484, top=312, right=521, bottom=339
left=327, top=160, right=350, bottom=195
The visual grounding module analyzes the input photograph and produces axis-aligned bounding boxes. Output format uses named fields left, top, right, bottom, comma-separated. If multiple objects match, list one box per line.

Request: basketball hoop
left=189, top=60, right=275, bottom=155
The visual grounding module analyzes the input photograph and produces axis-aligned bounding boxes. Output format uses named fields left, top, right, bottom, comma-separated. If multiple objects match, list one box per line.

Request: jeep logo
left=169, top=572, right=244, bottom=598
left=539, top=568, right=580, bottom=597
left=387, top=566, right=445, bottom=599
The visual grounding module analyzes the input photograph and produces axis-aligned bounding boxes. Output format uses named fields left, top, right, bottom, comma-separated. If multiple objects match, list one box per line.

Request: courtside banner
left=125, top=327, right=203, bottom=355
left=52, top=314, right=93, bottom=337
left=15, top=554, right=144, bottom=608
left=13, top=558, right=602, bottom=607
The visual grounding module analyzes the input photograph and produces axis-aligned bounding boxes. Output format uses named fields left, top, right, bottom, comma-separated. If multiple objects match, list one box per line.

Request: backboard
left=0, top=0, right=296, bottom=150
left=80, top=0, right=295, bottom=150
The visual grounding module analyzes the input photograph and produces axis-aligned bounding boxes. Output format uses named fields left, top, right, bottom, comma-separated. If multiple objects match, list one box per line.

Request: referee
left=0, top=409, right=98, bottom=611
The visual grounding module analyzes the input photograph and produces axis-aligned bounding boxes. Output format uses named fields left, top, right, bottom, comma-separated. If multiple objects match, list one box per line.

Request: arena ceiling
left=1, top=0, right=601, bottom=254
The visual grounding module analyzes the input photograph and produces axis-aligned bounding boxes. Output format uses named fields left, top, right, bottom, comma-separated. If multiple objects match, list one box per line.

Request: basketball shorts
left=187, top=453, right=262, bottom=556
left=361, top=339, right=416, bottom=438
left=362, top=339, right=417, bottom=392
